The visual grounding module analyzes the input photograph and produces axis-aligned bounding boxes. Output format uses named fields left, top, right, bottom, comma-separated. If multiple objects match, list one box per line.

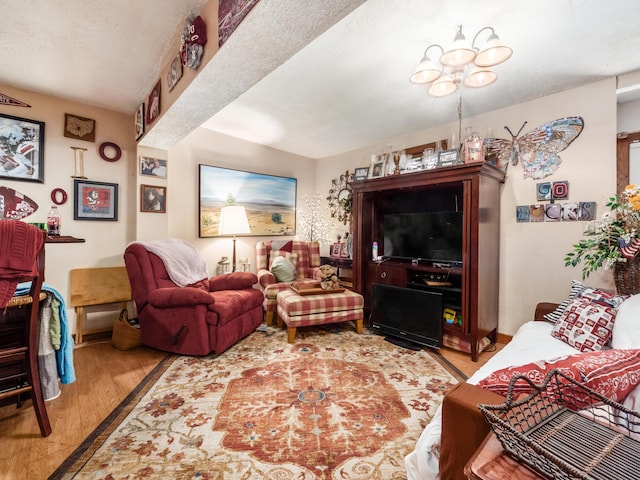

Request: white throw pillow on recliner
left=611, top=294, right=640, bottom=349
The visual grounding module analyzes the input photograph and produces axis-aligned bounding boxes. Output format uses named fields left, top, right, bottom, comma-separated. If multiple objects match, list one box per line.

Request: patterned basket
left=111, top=309, right=142, bottom=351
left=613, top=255, right=640, bottom=295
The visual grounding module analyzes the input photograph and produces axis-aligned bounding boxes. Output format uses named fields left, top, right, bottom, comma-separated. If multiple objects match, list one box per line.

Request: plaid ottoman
left=276, top=288, right=364, bottom=343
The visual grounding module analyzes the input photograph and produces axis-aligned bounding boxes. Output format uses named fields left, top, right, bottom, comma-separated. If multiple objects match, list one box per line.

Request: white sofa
left=405, top=293, right=640, bottom=480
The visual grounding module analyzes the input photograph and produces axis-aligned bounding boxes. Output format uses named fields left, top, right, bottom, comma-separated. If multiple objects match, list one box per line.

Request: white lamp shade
left=409, top=57, right=442, bottom=84
left=463, top=66, right=498, bottom=88
left=428, top=74, right=457, bottom=97
left=440, top=35, right=476, bottom=67
left=474, top=36, right=512, bottom=67
left=218, top=205, right=251, bottom=235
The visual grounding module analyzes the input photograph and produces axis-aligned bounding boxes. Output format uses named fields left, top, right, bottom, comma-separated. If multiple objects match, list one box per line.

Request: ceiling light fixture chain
left=409, top=25, right=512, bottom=98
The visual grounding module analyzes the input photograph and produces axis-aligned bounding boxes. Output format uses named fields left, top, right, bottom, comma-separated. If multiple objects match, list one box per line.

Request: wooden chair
left=0, top=224, right=51, bottom=437
left=70, top=266, right=132, bottom=344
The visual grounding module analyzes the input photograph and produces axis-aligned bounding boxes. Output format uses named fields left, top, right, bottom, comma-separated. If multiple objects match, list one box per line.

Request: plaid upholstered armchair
left=256, top=240, right=323, bottom=323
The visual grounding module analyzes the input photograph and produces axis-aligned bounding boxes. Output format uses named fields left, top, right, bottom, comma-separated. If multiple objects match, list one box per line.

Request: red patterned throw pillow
left=477, top=349, right=640, bottom=403
left=550, top=298, right=617, bottom=352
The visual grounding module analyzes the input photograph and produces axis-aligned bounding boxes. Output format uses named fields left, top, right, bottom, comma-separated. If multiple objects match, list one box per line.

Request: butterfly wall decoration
left=484, top=116, right=584, bottom=179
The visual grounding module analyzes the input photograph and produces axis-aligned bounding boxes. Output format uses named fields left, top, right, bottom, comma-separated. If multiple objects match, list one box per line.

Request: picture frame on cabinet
left=331, top=243, right=344, bottom=257
left=464, top=139, right=484, bottom=164
left=354, top=166, right=370, bottom=181
left=0, top=113, right=45, bottom=183
left=438, top=149, right=461, bottom=168
left=140, top=184, right=166, bottom=213
left=73, top=179, right=118, bottom=221
left=369, top=160, right=385, bottom=179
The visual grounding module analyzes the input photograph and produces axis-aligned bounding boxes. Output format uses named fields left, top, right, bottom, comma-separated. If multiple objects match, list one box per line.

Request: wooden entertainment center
left=350, top=161, right=505, bottom=361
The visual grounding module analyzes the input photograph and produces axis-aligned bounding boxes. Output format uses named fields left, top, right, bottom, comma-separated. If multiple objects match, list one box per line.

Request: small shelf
left=45, top=235, right=85, bottom=243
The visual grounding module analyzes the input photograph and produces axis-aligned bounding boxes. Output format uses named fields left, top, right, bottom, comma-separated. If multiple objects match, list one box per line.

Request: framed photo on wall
left=140, top=184, right=166, bottom=213
left=146, top=80, right=161, bottom=126
left=73, top=179, right=118, bottom=221
left=199, top=164, right=297, bottom=237
left=139, top=156, right=167, bottom=178
left=0, top=113, right=45, bottom=183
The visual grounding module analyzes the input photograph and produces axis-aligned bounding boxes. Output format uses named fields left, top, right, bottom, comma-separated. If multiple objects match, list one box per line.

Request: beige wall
left=319, top=79, right=617, bottom=335
left=0, top=78, right=622, bottom=339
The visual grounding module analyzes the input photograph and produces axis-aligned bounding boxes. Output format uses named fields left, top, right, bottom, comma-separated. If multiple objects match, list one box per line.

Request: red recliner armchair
left=124, top=242, right=264, bottom=355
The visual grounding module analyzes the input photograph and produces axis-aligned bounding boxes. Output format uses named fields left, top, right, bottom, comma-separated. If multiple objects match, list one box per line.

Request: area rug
left=50, top=325, right=463, bottom=479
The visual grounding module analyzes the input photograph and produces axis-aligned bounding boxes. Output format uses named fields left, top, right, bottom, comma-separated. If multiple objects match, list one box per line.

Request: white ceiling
left=2, top=0, right=640, bottom=159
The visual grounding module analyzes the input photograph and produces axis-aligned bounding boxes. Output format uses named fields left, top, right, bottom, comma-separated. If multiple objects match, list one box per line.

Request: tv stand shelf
left=351, top=162, right=505, bottom=361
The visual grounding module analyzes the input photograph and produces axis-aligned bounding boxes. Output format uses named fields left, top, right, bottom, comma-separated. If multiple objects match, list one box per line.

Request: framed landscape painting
left=199, top=164, right=297, bottom=237
left=0, top=113, right=45, bottom=183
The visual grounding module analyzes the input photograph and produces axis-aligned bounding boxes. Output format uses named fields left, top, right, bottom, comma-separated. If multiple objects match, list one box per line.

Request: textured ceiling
left=2, top=1, right=640, bottom=159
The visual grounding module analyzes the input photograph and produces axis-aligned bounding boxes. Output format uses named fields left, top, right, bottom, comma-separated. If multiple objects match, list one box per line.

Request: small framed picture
left=146, top=79, right=161, bottom=126
left=140, top=184, right=166, bottom=213
left=369, top=161, right=385, bottom=179
left=139, top=156, right=167, bottom=178
left=438, top=149, right=460, bottom=167
left=166, top=54, right=183, bottom=92
left=464, top=139, right=484, bottom=164
left=135, top=102, right=145, bottom=141
left=73, top=179, right=118, bottom=221
left=354, top=166, right=370, bottom=181
left=64, top=113, right=95, bottom=142
left=331, top=243, right=344, bottom=257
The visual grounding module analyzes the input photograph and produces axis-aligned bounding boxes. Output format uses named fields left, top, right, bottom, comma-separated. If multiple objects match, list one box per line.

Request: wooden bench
left=70, top=266, right=132, bottom=344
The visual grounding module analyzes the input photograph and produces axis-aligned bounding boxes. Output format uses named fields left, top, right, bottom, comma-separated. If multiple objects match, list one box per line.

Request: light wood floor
left=0, top=332, right=504, bottom=479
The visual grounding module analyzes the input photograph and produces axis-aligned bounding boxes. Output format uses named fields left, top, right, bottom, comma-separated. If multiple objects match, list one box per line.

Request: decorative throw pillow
left=578, top=287, right=629, bottom=308
left=612, top=294, right=640, bottom=349
left=550, top=298, right=617, bottom=352
left=543, top=279, right=587, bottom=323
left=478, top=349, right=640, bottom=403
left=269, top=255, right=297, bottom=282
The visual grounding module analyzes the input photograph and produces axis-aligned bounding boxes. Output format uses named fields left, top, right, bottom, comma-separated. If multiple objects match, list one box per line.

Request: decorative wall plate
left=99, top=142, right=122, bottom=162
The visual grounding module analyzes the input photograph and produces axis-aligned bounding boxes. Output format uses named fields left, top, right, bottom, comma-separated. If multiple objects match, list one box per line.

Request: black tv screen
left=371, top=283, right=443, bottom=349
left=383, top=211, right=462, bottom=263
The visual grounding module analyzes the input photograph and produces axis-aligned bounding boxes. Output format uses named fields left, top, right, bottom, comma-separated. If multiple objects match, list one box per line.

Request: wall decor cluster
left=64, top=113, right=95, bottom=142
left=73, top=179, right=118, bottom=221
left=0, top=113, right=44, bottom=183
left=199, top=164, right=296, bottom=238
left=516, top=180, right=595, bottom=223
left=139, top=156, right=167, bottom=179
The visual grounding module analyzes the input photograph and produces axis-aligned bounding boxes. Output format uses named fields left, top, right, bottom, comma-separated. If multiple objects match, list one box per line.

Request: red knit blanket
left=0, top=221, right=44, bottom=308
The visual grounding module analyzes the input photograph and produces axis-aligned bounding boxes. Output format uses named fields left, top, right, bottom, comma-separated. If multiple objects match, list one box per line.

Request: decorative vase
left=614, top=256, right=640, bottom=295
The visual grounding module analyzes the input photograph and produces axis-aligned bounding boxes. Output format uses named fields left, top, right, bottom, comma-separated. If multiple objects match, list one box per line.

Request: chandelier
left=409, top=25, right=512, bottom=98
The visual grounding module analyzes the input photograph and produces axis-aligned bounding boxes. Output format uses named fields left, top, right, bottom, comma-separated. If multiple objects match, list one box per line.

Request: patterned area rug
left=51, top=325, right=462, bottom=479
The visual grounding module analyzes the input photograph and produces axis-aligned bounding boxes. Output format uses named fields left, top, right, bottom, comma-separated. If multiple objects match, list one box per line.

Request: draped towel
left=130, top=239, right=209, bottom=286
left=0, top=220, right=43, bottom=308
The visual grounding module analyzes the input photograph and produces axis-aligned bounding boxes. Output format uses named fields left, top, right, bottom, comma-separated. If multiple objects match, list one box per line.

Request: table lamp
left=218, top=205, right=251, bottom=272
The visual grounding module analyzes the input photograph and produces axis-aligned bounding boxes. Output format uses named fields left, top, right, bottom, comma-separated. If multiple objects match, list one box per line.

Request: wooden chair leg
left=287, top=327, right=296, bottom=343
left=74, top=306, right=85, bottom=344
left=355, top=318, right=363, bottom=334
left=265, top=310, right=274, bottom=326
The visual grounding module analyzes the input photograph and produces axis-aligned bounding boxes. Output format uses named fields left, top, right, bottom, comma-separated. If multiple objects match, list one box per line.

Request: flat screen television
left=383, top=211, right=462, bottom=263
left=371, top=283, right=443, bottom=350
